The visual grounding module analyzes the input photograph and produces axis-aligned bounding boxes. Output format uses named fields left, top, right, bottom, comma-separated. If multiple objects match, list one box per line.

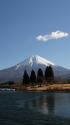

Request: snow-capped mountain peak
left=15, top=55, right=55, bottom=70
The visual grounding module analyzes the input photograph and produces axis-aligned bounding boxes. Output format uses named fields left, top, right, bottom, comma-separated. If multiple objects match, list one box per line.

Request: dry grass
left=26, top=84, right=70, bottom=91
left=1, top=82, right=70, bottom=92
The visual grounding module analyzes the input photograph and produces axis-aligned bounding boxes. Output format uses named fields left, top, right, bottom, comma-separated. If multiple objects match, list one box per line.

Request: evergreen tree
left=37, top=68, right=43, bottom=86
left=22, top=70, right=29, bottom=85
left=30, top=70, right=36, bottom=86
left=45, top=66, right=54, bottom=84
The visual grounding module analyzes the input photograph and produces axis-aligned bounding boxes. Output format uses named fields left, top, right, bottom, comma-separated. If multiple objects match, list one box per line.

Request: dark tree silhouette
left=30, top=70, right=36, bottom=86
left=22, top=70, right=29, bottom=85
left=37, top=68, right=43, bottom=87
left=45, top=66, right=54, bottom=84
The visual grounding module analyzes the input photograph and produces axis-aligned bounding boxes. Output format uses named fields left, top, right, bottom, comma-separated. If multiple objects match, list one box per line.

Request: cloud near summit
left=36, top=31, right=69, bottom=42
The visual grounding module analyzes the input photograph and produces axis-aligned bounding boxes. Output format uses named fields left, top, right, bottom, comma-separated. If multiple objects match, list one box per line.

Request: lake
left=0, top=91, right=70, bottom=125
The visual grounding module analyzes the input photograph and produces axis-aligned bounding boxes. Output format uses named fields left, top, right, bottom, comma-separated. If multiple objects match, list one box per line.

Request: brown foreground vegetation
left=0, top=81, right=70, bottom=92
left=21, top=84, right=70, bottom=92
left=1, top=83, right=70, bottom=92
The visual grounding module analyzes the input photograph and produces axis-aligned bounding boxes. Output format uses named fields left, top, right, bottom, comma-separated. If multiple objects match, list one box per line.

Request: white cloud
left=36, top=31, right=69, bottom=42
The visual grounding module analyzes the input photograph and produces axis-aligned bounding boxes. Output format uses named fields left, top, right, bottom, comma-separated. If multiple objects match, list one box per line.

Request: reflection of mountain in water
left=17, top=95, right=55, bottom=115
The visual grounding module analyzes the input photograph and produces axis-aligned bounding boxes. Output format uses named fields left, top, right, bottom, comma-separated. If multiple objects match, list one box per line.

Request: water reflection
left=16, top=93, right=70, bottom=118
left=29, top=95, right=55, bottom=115
left=46, top=95, right=55, bottom=114
left=17, top=95, right=55, bottom=115
left=1, top=92, right=70, bottom=125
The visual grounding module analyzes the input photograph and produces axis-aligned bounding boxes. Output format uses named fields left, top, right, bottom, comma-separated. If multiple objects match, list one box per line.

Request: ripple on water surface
left=0, top=91, right=70, bottom=125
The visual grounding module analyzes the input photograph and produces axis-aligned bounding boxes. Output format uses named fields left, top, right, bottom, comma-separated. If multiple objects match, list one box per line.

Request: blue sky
left=0, top=0, right=70, bottom=69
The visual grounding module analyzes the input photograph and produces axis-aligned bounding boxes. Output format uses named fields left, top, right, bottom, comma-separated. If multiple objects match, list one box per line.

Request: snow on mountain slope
left=0, top=55, right=70, bottom=83
left=15, top=55, right=55, bottom=70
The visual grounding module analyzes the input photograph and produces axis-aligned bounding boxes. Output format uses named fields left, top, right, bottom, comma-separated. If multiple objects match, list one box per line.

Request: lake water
left=0, top=91, right=70, bottom=125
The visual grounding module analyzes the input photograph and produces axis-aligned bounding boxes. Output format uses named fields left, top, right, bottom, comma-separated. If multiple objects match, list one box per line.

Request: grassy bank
left=8, top=83, right=70, bottom=92
left=1, top=82, right=70, bottom=92
left=22, top=84, right=70, bottom=92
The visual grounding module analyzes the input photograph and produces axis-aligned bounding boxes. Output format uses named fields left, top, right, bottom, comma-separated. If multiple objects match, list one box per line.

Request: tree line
left=22, top=66, right=54, bottom=86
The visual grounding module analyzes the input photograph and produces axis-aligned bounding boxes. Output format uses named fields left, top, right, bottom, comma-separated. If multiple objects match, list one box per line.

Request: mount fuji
left=0, top=55, right=70, bottom=83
